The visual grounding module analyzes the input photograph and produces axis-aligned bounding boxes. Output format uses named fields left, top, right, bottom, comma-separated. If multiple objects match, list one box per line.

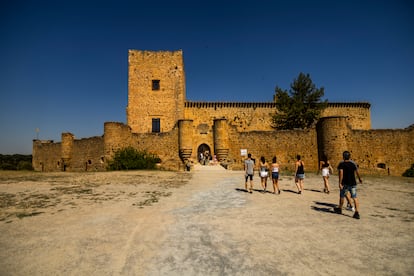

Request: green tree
left=107, top=147, right=161, bottom=170
left=272, top=73, right=327, bottom=130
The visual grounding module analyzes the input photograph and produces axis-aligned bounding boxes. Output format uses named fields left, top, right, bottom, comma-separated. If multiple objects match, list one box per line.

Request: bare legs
left=295, top=178, right=304, bottom=194
left=245, top=177, right=253, bottom=193
left=272, top=178, right=280, bottom=194
left=260, top=177, right=268, bottom=192
left=323, top=176, right=330, bottom=194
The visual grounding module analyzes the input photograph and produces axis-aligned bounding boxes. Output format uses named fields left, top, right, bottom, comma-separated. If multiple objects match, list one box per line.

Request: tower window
left=152, top=118, right=160, bottom=133
left=152, top=80, right=160, bottom=91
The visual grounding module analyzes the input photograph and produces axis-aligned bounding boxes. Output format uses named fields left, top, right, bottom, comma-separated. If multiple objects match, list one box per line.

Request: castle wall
left=71, top=136, right=105, bottom=172
left=32, top=135, right=104, bottom=172
left=32, top=140, right=61, bottom=172
left=185, top=102, right=275, bottom=132
left=185, top=102, right=370, bottom=133
left=347, top=127, right=414, bottom=176
left=32, top=49, right=413, bottom=177
left=321, top=102, right=371, bottom=130
left=104, top=122, right=181, bottom=171
left=225, top=127, right=319, bottom=172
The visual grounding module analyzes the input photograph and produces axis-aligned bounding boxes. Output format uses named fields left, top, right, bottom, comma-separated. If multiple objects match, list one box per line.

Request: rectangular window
left=152, top=79, right=160, bottom=91
left=152, top=118, right=160, bottom=133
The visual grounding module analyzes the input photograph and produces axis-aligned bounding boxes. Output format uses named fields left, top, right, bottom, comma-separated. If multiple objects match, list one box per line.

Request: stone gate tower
left=127, top=50, right=186, bottom=133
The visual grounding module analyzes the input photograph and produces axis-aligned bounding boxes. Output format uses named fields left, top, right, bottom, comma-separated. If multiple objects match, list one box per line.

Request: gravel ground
left=0, top=166, right=413, bottom=275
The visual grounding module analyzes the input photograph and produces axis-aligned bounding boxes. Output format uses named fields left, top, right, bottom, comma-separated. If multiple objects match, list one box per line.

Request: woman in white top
left=319, top=154, right=332, bottom=194
left=259, top=156, right=269, bottom=192
left=271, top=156, right=281, bottom=194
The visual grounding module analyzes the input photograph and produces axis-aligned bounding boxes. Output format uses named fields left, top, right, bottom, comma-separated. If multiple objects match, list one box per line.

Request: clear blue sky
left=1, top=0, right=413, bottom=154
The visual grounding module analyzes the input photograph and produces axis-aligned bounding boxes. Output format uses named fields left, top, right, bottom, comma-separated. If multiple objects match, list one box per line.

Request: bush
left=107, top=147, right=161, bottom=170
left=17, top=161, right=34, bottom=171
left=402, top=164, right=414, bottom=177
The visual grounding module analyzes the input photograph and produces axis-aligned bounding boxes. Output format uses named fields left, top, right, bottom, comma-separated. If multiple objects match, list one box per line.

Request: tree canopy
left=272, top=73, right=327, bottom=130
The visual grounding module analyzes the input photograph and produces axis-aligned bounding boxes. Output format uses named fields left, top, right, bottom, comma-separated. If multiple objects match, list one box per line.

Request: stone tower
left=316, top=116, right=350, bottom=167
left=127, top=50, right=186, bottom=133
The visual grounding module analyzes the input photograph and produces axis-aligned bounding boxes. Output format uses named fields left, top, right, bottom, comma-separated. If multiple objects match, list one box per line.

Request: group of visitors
left=244, top=151, right=362, bottom=219
left=199, top=151, right=218, bottom=166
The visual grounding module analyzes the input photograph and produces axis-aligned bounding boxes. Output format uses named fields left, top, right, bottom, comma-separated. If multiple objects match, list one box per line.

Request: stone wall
left=32, top=135, right=104, bottom=172
left=32, top=49, right=412, bottom=176
left=71, top=136, right=105, bottom=172
left=104, top=122, right=182, bottom=171
left=321, top=102, right=371, bottom=130
left=127, top=50, right=186, bottom=133
left=32, top=140, right=61, bottom=172
left=185, top=102, right=275, bottom=132
left=219, top=124, right=319, bottom=172
left=348, top=126, right=414, bottom=176
left=185, top=101, right=371, bottom=133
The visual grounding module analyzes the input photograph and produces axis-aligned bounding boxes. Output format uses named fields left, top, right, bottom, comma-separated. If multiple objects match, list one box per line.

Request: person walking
left=334, top=151, right=362, bottom=219
left=271, top=156, right=281, bottom=194
left=319, top=153, right=332, bottom=194
left=259, top=156, right=270, bottom=192
left=295, top=155, right=305, bottom=194
left=244, top=153, right=255, bottom=193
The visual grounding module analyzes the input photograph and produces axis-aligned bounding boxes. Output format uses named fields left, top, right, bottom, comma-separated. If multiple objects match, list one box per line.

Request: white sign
left=240, top=149, right=247, bottom=156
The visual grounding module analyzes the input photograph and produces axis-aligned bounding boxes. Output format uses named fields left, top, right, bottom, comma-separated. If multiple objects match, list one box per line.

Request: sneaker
left=353, top=212, right=360, bottom=219
left=334, top=207, right=342, bottom=214
left=346, top=204, right=355, bottom=212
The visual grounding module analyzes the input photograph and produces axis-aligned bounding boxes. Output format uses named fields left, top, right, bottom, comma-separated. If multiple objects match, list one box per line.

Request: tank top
left=272, top=165, right=279, bottom=173
left=297, top=161, right=304, bottom=174
left=321, top=161, right=329, bottom=168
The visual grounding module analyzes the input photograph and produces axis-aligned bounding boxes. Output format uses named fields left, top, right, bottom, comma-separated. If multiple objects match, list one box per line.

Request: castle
left=32, top=50, right=413, bottom=176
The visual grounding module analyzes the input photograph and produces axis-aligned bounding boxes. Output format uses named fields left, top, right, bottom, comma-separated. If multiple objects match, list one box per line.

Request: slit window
left=152, top=118, right=160, bottom=133
left=152, top=80, right=160, bottom=91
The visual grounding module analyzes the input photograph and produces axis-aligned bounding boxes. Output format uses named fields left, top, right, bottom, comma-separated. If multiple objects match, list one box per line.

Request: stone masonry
left=32, top=50, right=413, bottom=176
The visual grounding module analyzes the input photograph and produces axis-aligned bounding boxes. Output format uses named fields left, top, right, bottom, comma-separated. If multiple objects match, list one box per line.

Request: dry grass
left=0, top=170, right=191, bottom=223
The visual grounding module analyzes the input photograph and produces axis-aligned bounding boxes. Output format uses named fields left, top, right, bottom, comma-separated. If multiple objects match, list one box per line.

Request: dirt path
left=0, top=167, right=413, bottom=275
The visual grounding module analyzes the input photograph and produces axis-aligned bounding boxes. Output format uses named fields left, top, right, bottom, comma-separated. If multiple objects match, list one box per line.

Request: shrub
left=107, top=147, right=161, bottom=170
left=17, top=161, right=33, bottom=171
left=0, top=154, right=33, bottom=170
left=402, top=164, right=414, bottom=177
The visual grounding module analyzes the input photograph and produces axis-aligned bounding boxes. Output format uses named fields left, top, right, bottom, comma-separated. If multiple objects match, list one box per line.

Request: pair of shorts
left=272, top=172, right=279, bottom=179
left=296, top=173, right=305, bottom=179
left=340, top=185, right=357, bottom=198
left=245, top=174, right=253, bottom=181
left=322, top=168, right=330, bottom=177
left=260, top=171, right=268, bottom=178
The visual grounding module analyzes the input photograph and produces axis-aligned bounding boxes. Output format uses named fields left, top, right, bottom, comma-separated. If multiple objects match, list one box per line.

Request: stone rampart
left=32, top=135, right=104, bottom=172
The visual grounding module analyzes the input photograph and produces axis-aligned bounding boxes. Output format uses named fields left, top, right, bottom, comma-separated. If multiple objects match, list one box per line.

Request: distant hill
left=0, top=154, right=33, bottom=170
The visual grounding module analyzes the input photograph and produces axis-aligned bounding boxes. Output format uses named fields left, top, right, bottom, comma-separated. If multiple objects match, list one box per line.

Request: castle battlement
left=185, top=101, right=277, bottom=109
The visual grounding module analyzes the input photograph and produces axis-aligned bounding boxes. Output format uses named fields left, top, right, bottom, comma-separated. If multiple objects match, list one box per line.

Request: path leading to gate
left=139, top=165, right=414, bottom=275
left=0, top=166, right=413, bottom=275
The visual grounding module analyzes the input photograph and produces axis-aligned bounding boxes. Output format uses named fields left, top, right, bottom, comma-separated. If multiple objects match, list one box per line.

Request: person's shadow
left=311, top=201, right=337, bottom=213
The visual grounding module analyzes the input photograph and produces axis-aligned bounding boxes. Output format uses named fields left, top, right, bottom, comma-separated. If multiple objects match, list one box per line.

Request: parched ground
left=0, top=166, right=413, bottom=275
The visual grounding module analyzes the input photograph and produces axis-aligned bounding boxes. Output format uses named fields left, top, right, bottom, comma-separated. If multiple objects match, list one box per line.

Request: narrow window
left=152, top=118, right=160, bottom=133
left=152, top=80, right=160, bottom=91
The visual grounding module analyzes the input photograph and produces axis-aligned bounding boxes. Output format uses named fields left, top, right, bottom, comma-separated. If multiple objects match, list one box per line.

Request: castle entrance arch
left=197, top=143, right=211, bottom=165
